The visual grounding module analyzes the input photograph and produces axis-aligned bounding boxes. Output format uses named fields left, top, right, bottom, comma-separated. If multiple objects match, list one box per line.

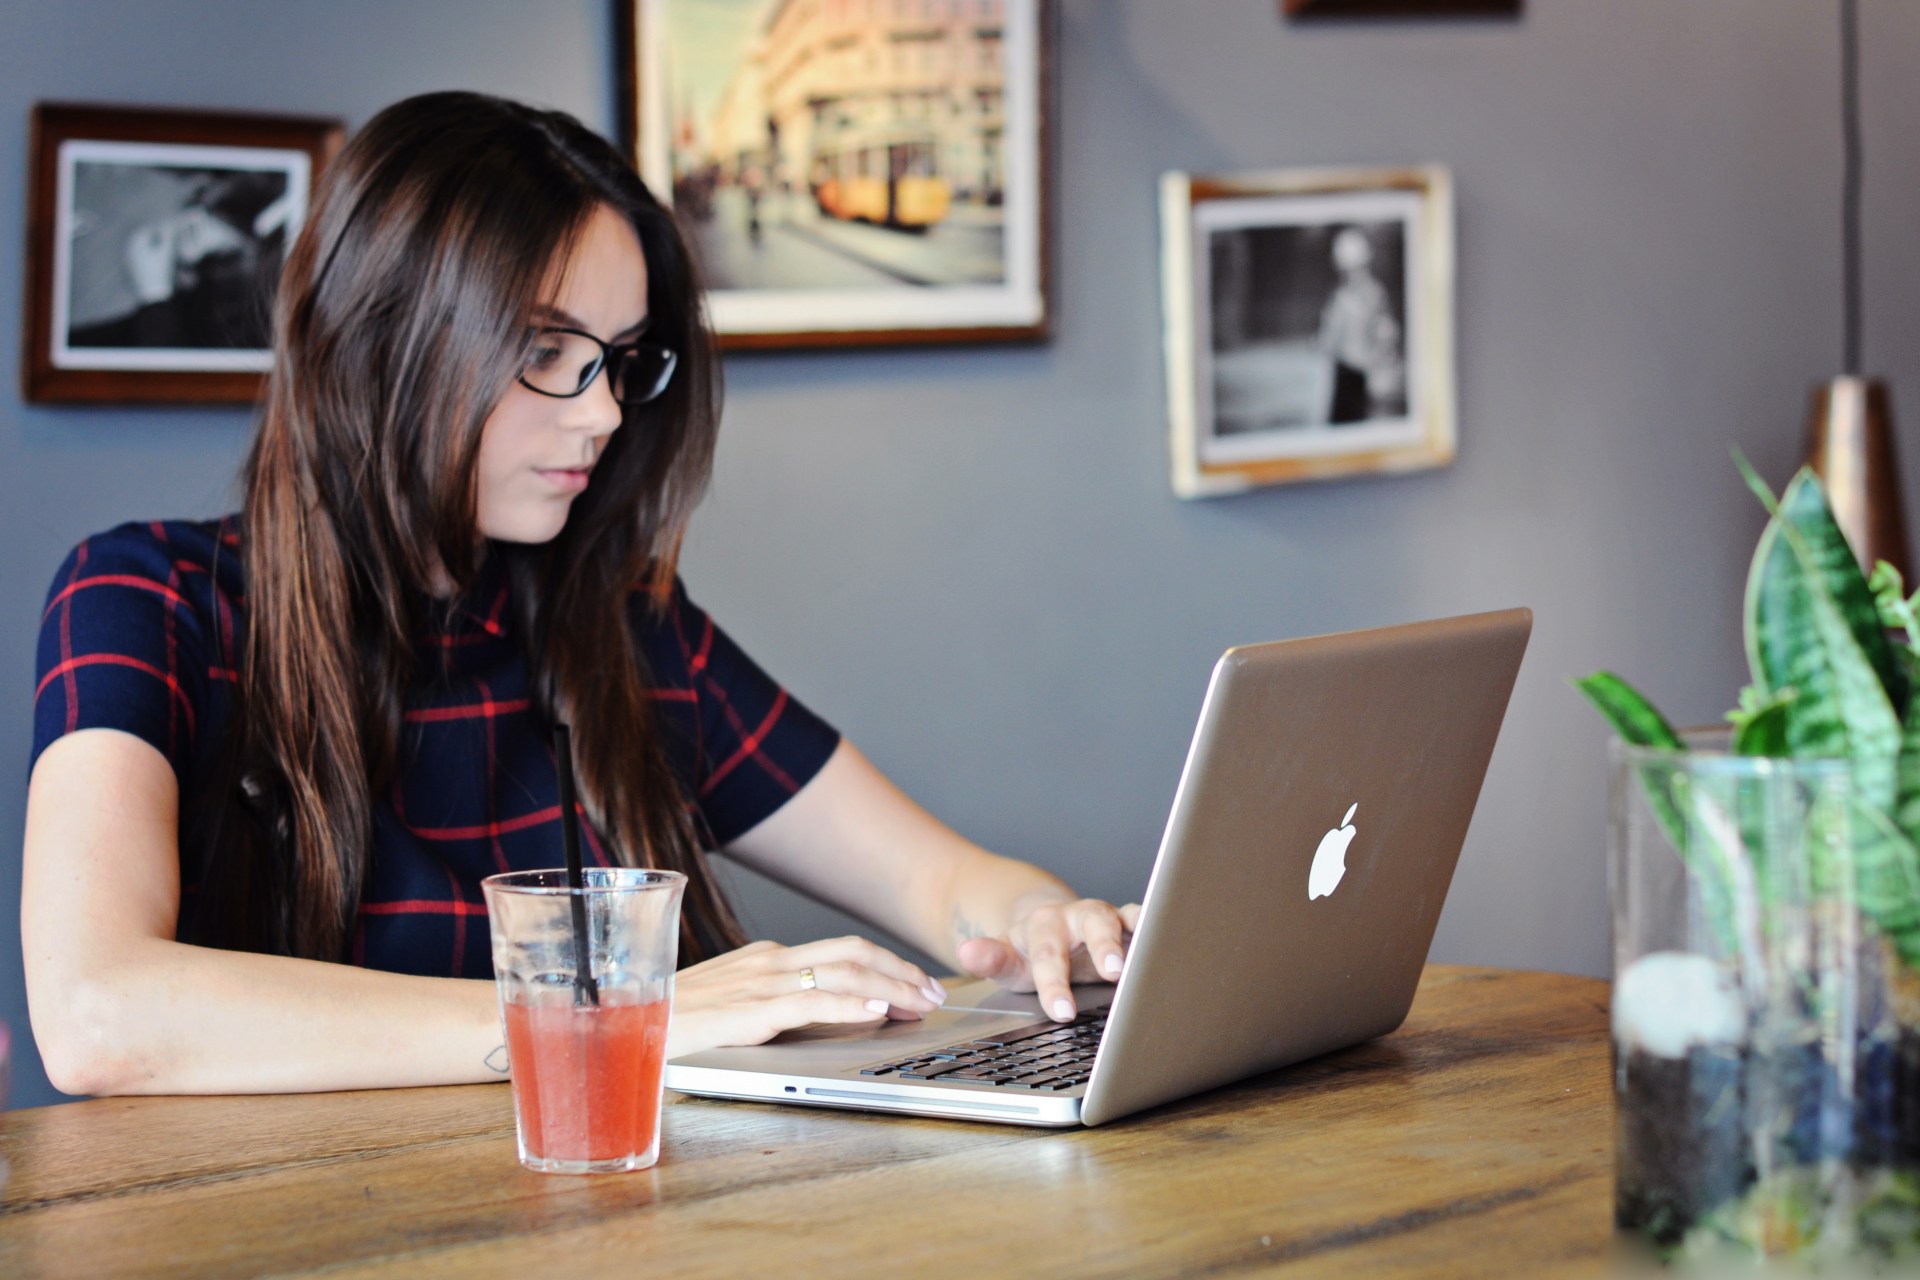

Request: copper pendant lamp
left=1804, top=0, right=1911, bottom=582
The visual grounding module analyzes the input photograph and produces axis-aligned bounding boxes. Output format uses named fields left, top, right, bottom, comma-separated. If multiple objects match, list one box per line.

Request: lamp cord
left=1842, top=0, right=1863, bottom=376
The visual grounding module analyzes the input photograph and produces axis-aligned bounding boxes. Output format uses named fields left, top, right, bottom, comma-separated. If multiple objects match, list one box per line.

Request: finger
left=805, top=959, right=938, bottom=1014
left=1016, top=915, right=1078, bottom=1022
left=1071, top=901, right=1130, bottom=982
left=1119, top=903, right=1142, bottom=932
left=670, top=989, right=891, bottom=1057
left=956, top=936, right=1030, bottom=987
left=787, top=935, right=946, bottom=1005
left=770, top=990, right=894, bottom=1034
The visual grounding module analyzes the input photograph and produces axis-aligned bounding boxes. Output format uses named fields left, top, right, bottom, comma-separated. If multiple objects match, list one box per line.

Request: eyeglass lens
left=522, top=329, right=676, bottom=405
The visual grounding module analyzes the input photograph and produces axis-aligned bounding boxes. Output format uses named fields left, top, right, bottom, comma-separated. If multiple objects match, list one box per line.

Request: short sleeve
left=647, top=578, right=840, bottom=846
left=31, top=524, right=216, bottom=785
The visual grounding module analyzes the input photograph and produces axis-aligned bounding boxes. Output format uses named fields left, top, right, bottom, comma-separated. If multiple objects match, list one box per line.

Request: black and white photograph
left=1161, top=167, right=1454, bottom=497
left=54, top=143, right=303, bottom=370
left=24, top=104, right=343, bottom=403
left=1209, top=215, right=1410, bottom=435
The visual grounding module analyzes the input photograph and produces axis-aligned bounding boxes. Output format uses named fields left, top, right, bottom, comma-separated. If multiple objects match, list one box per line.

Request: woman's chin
left=478, top=505, right=572, bottom=546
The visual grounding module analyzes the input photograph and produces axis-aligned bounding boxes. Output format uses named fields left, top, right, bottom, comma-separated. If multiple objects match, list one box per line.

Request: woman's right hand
left=665, top=936, right=947, bottom=1060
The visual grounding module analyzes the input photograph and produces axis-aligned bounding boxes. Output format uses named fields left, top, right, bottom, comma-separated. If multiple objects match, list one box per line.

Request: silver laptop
left=666, top=608, right=1531, bottom=1127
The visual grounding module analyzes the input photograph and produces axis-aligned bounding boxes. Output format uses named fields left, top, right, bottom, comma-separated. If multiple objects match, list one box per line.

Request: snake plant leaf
left=1574, top=671, right=1683, bottom=751
left=1742, top=469, right=1901, bottom=809
left=1840, top=797, right=1920, bottom=972
left=1870, top=560, right=1920, bottom=650
left=1743, top=463, right=1907, bottom=715
left=1728, top=684, right=1796, bottom=757
left=1571, top=674, right=1737, bottom=952
left=1895, top=650, right=1920, bottom=848
left=1573, top=669, right=1686, bottom=848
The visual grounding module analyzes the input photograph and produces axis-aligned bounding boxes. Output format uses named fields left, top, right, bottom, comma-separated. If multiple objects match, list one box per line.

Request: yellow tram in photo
left=810, top=124, right=951, bottom=230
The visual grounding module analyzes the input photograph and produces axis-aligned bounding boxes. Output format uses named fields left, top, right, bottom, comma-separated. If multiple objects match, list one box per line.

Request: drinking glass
left=483, top=868, right=686, bottom=1174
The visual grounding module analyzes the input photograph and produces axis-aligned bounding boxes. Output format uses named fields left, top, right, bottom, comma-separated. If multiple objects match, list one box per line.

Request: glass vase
left=1611, top=732, right=1920, bottom=1269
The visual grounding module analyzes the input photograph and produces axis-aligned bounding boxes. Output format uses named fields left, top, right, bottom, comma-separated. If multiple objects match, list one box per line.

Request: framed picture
left=1284, top=0, right=1520, bottom=16
left=619, top=0, right=1051, bottom=349
left=22, top=103, right=344, bottom=405
left=1160, top=166, right=1455, bottom=498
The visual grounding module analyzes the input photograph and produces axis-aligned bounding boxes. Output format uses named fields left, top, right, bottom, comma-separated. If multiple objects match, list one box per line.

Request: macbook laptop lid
left=665, top=607, right=1531, bottom=1127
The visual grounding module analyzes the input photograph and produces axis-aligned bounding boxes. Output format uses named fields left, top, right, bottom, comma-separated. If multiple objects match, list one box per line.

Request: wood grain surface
left=0, top=966, right=1613, bottom=1278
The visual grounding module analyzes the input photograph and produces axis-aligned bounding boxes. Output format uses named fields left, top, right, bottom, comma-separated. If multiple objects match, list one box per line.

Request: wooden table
left=0, top=966, right=1613, bottom=1278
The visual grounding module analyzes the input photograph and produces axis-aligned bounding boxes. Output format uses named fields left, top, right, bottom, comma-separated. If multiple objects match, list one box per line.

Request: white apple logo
left=1308, top=803, right=1359, bottom=900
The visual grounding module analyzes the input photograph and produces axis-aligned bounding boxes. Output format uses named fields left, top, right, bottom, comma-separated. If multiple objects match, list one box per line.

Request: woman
left=1316, top=226, right=1403, bottom=426
left=23, top=92, right=1135, bottom=1097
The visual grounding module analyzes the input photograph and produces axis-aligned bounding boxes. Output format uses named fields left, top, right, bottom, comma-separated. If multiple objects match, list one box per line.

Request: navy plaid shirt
left=31, top=518, right=839, bottom=978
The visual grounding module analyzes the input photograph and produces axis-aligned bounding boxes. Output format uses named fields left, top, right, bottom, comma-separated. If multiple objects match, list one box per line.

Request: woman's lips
left=535, top=466, right=592, bottom=494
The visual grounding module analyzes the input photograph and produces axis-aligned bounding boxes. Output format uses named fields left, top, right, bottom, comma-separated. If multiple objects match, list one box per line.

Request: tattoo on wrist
left=951, top=908, right=984, bottom=943
left=485, top=1044, right=510, bottom=1075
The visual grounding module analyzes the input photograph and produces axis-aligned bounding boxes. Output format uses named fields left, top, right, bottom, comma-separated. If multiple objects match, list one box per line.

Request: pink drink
left=503, top=995, right=670, bottom=1171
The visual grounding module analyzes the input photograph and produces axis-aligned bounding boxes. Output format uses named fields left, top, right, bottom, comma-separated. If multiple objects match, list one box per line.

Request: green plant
left=1576, top=458, right=1920, bottom=969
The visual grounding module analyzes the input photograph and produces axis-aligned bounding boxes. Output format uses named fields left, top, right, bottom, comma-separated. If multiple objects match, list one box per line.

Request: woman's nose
left=560, top=363, right=623, bottom=436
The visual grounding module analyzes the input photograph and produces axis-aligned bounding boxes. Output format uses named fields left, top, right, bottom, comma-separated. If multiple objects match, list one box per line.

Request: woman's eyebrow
left=532, top=304, right=649, bottom=340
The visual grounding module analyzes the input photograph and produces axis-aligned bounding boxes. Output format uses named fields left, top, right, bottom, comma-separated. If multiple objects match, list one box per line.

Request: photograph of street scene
left=632, top=0, right=1046, bottom=341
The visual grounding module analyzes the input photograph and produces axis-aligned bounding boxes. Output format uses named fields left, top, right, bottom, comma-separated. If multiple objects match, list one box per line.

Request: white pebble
left=1613, top=952, right=1745, bottom=1058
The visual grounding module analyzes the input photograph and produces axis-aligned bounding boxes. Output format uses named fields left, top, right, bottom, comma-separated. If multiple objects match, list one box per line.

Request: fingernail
left=931, top=977, right=948, bottom=1000
left=1051, top=998, right=1075, bottom=1021
left=921, top=983, right=946, bottom=1005
left=865, top=999, right=889, bottom=1014
left=1103, top=953, right=1124, bottom=978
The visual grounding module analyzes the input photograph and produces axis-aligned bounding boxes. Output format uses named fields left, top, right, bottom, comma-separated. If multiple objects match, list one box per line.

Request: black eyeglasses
left=518, top=326, right=678, bottom=405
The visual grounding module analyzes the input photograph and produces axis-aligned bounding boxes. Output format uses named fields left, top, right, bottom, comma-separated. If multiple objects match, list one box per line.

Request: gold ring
left=798, top=966, right=817, bottom=991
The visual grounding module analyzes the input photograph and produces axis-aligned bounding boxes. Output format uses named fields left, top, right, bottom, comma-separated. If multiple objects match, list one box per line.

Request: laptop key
left=897, top=1062, right=973, bottom=1081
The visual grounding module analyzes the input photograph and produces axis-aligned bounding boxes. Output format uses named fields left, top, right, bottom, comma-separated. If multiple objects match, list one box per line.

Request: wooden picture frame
left=618, top=0, right=1052, bottom=349
left=22, top=103, right=343, bottom=405
left=1284, top=0, right=1520, bottom=16
left=1161, top=166, right=1456, bottom=499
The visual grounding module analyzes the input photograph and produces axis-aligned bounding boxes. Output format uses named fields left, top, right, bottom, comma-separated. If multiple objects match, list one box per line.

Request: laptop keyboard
left=857, top=1007, right=1108, bottom=1091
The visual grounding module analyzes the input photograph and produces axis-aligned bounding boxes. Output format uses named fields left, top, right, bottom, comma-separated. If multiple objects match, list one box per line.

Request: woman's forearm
left=724, top=741, right=1086, bottom=970
left=38, top=937, right=503, bottom=1096
left=24, top=732, right=508, bottom=1097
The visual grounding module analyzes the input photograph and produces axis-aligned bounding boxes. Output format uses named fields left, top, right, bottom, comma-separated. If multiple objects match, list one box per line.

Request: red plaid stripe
left=42, top=573, right=192, bottom=624
left=36, top=653, right=196, bottom=737
left=701, top=686, right=798, bottom=796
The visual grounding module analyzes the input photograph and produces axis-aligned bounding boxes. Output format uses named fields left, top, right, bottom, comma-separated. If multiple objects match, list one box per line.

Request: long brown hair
left=183, top=92, right=745, bottom=964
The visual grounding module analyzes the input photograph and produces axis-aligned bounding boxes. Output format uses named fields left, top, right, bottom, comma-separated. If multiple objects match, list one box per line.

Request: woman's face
left=475, top=203, right=650, bottom=544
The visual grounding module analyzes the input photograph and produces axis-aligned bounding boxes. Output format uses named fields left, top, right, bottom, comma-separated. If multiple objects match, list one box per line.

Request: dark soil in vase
left=1616, top=1042, right=1749, bottom=1245
left=1856, top=1025, right=1920, bottom=1169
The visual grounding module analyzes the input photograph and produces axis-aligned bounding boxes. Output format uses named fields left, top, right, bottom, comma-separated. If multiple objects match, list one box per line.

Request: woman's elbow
left=30, top=977, right=151, bottom=1097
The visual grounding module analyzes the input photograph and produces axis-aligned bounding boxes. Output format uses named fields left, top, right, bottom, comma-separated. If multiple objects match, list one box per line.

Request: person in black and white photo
left=1317, top=226, right=1406, bottom=424
left=64, top=163, right=293, bottom=354
left=1207, top=216, right=1410, bottom=437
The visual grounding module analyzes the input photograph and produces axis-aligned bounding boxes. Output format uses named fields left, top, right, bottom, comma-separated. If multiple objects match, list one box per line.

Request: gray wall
left=2, top=0, right=1913, bottom=1109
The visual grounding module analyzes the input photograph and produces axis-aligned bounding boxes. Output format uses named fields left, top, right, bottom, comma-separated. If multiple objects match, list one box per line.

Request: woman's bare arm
left=21, top=729, right=505, bottom=1096
left=724, top=739, right=1139, bottom=1021
left=21, top=730, right=946, bottom=1093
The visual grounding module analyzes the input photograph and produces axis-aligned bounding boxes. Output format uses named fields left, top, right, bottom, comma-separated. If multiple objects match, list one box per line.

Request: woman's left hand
left=955, top=898, right=1142, bottom=1024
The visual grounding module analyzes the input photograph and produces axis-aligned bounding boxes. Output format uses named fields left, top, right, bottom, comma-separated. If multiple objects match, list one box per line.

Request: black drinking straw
left=553, top=724, right=599, bottom=1006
